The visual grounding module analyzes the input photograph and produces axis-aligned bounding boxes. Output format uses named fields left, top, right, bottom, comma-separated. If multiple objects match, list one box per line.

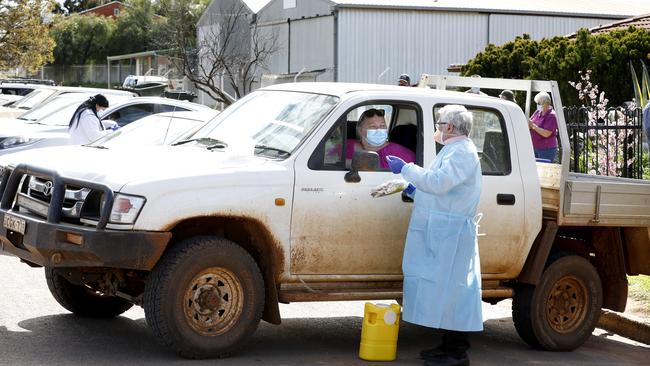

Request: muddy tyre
left=512, top=254, right=603, bottom=351
left=143, top=236, right=264, bottom=359
left=45, top=267, right=133, bottom=318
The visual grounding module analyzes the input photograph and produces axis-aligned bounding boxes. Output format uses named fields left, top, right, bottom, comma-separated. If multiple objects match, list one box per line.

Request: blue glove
left=386, top=155, right=406, bottom=174
left=404, top=183, right=416, bottom=195
left=110, top=124, right=120, bottom=131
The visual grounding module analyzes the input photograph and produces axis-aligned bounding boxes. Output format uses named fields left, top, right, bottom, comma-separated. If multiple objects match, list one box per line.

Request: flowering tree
left=568, top=70, right=637, bottom=176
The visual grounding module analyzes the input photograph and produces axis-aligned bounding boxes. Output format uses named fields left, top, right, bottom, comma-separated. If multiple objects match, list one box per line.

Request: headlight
left=109, top=193, right=146, bottom=224
left=0, top=136, right=42, bottom=149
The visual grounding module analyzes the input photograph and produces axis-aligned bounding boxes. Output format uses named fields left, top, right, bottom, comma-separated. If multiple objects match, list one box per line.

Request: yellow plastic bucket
left=359, top=302, right=401, bottom=361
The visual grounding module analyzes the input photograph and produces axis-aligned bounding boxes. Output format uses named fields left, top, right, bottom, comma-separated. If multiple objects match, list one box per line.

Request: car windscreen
left=89, top=115, right=205, bottom=147
left=187, top=90, right=339, bottom=158
left=18, top=96, right=83, bottom=122
left=11, top=89, right=56, bottom=110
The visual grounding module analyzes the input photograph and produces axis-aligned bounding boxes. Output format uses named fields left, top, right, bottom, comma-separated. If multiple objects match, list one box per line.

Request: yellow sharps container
left=359, top=302, right=401, bottom=361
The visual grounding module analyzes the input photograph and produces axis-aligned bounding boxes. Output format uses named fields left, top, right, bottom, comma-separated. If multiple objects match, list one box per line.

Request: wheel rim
left=183, top=267, right=244, bottom=336
left=545, top=276, right=588, bottom=333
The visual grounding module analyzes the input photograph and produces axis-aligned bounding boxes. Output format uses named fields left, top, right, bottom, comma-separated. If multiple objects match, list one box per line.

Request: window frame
left=308, top=100, right=424, bottom=171
left=433, top=103, right=512, bottom=176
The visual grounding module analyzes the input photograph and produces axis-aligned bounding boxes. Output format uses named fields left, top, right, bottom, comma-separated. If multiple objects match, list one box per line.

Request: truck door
left=291, top=102, right=423, bottom=276
left=433, top=104, right=528, bottom=277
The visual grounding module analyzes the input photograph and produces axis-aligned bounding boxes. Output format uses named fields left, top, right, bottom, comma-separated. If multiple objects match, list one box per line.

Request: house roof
left=567, top=13, right=650, bottom=37
left=329, top=0, right=650, bottom=19
left=78, top=1, right=123, bottom=15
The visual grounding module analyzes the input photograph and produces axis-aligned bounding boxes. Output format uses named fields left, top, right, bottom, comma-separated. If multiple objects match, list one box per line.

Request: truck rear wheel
left=512, top=254, right=603, bottom=351
left=143, top=236, right=264, bottom=359
left=45, top=267, right=133, bottom=318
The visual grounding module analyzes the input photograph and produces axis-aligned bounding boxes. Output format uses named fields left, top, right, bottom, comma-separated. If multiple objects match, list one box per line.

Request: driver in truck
left=386, top=104, right=482, bottom=366
left=346, top=108, right=415, bottom=169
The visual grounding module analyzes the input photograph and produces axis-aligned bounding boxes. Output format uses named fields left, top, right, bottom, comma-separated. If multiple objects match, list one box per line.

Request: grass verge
left=628, top=275, right=650, bottom=315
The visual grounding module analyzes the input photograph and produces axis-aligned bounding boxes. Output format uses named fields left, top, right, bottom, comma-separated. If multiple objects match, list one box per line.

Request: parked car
left=0, top=96, right=215, bottom=155
left=2, top=77, right=645, bottom=359
left=0, top=86, right=136, bottom=119
left=90, top=110, right=219, bottom=148
left=0, top=82, right=50, bottom=106
left=0, top=110, right=217, bottom=221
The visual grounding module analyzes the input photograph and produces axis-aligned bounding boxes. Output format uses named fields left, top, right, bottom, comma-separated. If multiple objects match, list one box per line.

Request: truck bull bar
left=0, top=164, right=115, bottom=229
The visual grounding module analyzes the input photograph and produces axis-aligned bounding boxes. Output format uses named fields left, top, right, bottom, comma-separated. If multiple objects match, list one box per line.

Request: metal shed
left=198, top=0, right=650, bottom=101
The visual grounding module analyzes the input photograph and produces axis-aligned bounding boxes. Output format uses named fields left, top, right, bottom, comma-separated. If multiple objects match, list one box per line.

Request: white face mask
left=434, top=130, right=444, bottom=145
left=365, top=128, right=388, bottom=147
left=536, top=104, right=543, bottom=112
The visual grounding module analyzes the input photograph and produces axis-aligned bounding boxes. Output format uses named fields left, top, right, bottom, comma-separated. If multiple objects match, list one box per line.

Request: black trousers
left=442, top=330, right=470, bottom=358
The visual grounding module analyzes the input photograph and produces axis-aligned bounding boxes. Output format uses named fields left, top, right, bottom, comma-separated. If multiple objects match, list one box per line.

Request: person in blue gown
left=386, top=104, right=483, bottom=366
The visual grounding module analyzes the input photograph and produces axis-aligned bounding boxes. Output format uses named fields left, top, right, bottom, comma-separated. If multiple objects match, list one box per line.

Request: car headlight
left=109, top=193, right=146, bottom=224
left=0, top=136, right=42, bottom=149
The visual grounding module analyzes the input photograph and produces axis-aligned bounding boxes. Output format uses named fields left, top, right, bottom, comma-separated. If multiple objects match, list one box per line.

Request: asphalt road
left=1, top=254, right=648, bottom=366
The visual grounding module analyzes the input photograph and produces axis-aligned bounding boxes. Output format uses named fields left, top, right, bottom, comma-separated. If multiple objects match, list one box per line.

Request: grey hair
left=534, top=91, right=551, bottom=105
left=439, top=104, right=473, bottom=136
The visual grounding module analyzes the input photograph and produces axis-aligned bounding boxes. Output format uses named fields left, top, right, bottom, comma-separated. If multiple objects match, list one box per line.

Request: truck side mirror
left=345, top=150, right=379, bottom=183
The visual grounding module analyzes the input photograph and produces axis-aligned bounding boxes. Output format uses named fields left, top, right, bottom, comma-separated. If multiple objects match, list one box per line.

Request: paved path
left=0, top=254, right=648, bottom=365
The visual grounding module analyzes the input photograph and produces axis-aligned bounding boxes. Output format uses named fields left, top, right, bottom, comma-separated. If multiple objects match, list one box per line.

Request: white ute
left=0, top=76, right=648, bottom=359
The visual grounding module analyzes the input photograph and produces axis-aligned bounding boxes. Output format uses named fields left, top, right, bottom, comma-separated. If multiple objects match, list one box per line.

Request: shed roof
left=329, top=0, right=650, bottom=19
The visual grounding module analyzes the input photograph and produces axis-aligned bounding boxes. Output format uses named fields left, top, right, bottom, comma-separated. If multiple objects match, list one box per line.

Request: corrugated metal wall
left=488, top=14, right=615, bottom=45
left=259, top=16, right=336, bottom=81
left=290, top=16, right=335, bottom=74
left=259, top=22, right=289, bottom=74
left=336, top=8, right=622, bottom=84
left=337, top=8, right=489, bottom=84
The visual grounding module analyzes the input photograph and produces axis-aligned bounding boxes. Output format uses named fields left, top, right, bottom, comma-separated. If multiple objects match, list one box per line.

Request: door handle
left=497, top=194, right=515, bottom=205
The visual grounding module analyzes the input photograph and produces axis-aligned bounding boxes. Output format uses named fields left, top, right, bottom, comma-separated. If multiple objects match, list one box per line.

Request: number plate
left=3, top=214, right=26, bottom=235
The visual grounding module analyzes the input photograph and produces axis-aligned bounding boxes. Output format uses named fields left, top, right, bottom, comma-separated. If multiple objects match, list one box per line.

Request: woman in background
left=68, top=94, right=111, bottom=145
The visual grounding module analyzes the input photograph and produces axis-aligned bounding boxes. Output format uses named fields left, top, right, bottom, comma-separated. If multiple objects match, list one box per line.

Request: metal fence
left=22, top=65, right=137, bottom=86
left=564, top=106, right=645, bottom=179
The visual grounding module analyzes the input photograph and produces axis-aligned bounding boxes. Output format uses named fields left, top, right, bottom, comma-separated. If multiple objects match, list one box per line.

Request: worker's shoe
left=419, top=345, right=446, bottom=360
left=424, top=354, right=469, bottom=366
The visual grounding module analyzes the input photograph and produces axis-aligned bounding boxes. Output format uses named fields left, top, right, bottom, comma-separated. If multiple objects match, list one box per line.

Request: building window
left=283, top=0, right=296, bottom=9
left=114, top=8, right=120, bottom=16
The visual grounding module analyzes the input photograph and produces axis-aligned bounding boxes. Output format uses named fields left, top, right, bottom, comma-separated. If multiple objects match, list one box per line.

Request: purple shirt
left=346, top=140, right=415, bottom=168
left=530, top=108, right=558, bottom=149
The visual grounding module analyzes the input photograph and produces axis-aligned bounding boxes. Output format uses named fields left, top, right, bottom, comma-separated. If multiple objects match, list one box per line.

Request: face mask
left=434, top=130, right=445, bottom=145
left=536, top=104, right=543, bottom=112
left=366, top=129, right=387, bottom=147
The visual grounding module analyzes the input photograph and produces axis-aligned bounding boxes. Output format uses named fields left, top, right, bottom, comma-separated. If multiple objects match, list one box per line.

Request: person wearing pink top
left=346, top=108, right=415, bottom=169
left=528, top=92, right=558, bottom=162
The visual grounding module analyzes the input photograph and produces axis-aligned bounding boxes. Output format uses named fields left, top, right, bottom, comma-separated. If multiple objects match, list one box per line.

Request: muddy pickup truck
left=0, top=77, right=648, bottom=358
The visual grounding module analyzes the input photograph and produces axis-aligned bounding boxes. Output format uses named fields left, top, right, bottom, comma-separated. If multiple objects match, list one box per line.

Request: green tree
left=50, top=13, right=115, bottom=65
left=463, top=28, right=650, bottom=106
left=107, top=0, right=163, bottom=55
left=0, top=0, right=55, bottom=73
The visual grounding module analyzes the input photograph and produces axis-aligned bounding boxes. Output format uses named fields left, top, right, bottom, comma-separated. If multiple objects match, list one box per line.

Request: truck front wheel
left=45, top=267, right=133, bottom=317
left=143, top=236, right=265, bottom=359
left=512, top=254, right=603, bottom=351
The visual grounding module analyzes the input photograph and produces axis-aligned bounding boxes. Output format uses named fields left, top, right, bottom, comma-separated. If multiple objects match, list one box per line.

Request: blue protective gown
left=400, top=137, right=483, bottom=331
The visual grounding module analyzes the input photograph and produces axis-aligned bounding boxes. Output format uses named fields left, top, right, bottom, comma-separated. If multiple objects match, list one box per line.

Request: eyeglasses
left=435, top=122, right=448, bottom=126
left=361, top=108, right=385, bottom=118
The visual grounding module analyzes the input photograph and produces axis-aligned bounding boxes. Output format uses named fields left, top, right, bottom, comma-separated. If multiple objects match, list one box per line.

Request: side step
left=279, top=281, right=402, bottom=302
left=278, top=281, right=514, bottom=302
